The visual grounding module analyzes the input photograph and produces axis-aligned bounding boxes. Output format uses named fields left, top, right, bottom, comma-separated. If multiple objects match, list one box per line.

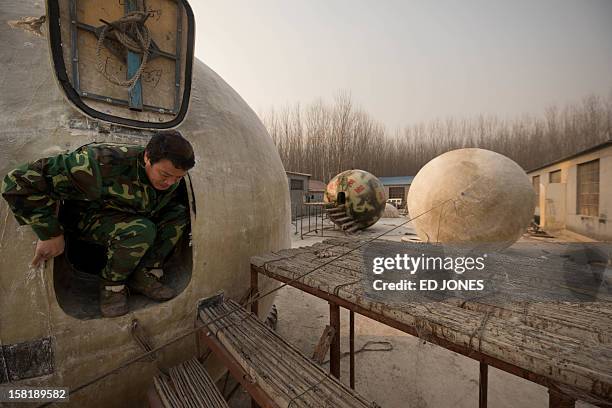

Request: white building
left=527, top=140, right=612, bottom=241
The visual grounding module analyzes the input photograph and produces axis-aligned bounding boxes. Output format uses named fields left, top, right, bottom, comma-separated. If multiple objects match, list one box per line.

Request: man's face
left=144, top=153, right=187, bottom=190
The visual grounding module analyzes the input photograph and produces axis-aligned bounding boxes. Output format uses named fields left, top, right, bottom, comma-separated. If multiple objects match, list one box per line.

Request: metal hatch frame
left=46, top=0, right=195, bottom=129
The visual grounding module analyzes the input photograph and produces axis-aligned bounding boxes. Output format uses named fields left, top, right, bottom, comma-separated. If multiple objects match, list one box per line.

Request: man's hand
left=31, top=234, right=65, bottom=268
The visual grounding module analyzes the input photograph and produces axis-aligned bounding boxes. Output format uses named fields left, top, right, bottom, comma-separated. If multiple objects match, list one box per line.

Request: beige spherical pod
left=0, top=1, right=290, bottom=406
left=407, top=148, right=534, bottom=250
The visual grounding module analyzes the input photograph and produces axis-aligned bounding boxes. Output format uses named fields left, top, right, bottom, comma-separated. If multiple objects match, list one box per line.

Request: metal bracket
left=0, top=337, right=55, bottom=383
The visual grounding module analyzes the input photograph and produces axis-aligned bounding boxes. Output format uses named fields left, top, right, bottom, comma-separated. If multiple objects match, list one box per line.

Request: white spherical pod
left=407, top=148, right=534, bottom=250
left=0, top=1, right=290, bottom=406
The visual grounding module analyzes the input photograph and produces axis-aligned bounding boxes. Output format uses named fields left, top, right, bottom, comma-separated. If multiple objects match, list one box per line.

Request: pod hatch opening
left=53, top=179, right=193, bottom=320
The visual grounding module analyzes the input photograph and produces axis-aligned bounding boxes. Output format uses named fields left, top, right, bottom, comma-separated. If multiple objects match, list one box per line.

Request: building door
left=532, top=175, right=540, bottom=223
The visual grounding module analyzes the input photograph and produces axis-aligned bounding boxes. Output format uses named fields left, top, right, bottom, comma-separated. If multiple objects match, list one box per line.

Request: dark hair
left=145, top=130, right=195, bottom=170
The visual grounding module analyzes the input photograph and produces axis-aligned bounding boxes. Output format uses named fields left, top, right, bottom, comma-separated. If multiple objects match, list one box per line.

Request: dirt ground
left=226, top=216, right=598, bottom=408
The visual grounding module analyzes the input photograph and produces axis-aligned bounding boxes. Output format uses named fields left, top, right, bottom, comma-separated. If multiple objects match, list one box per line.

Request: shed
left=378, top=176, right=414, bottom=209
left=306, top=180, right=326, bottom=203
left=286, top=171, right=311, bottom=219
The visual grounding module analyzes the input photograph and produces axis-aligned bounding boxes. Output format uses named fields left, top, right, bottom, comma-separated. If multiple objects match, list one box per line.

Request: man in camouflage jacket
left=1, top=131, right=194, bottom=317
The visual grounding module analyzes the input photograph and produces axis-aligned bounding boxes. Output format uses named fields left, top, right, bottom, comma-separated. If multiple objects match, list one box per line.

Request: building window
left=549, top=170, right=561, bottom=183
left=577, top=159, right=599, bottom=217
left=532, top=175, right=540, bottom=207
left=388, top=187, right=405, bottom=199
left=290, top=179, right=304, bottom=191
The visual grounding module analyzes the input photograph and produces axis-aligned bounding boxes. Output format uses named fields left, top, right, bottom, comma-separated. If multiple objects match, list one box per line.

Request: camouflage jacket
left=1, top=143, right=182, bottom=241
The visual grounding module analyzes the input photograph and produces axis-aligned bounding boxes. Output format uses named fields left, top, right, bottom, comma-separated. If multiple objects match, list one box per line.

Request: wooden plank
left=312, top=325, right=336, bottom=364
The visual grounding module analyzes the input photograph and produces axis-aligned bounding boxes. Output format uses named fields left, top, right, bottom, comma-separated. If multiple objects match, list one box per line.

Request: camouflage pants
left=75, top=205, right=189, bottom=282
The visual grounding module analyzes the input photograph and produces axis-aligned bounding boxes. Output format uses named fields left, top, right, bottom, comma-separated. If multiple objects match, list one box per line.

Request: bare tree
left=262, top=90, right=612, bottom=181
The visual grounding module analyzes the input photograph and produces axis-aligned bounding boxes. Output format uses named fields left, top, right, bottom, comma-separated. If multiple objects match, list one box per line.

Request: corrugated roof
left=308, top=180, right=326, bottom=192
left=378, top=176, right=414, bottom=185
left=527, top=139, right=612, bottom=173
left=286, top=170, right=311, bottom=177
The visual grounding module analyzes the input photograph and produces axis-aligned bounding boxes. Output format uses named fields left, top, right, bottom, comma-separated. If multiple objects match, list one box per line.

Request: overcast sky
left=191, top=1, right=612, bottom=130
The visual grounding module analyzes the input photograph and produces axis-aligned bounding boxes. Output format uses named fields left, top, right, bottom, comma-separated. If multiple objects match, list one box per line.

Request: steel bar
left=79, top=90, right=171, bottom=113
left=69, top=0, right=80, bottom=92
left=350, top=311, right=355, bottom=389
left=479, top=362, right=488, bottom=408
left=174, top=0, right=183, bottom=113
left=250, top=265, right=259, bottom=317
left=548, top=389, right=576, bottom=408
left=126, top=0, right=143, bottom=110
left=329, top=302, right=341, bottom=379
left=308, top=204, right=311, bottom=235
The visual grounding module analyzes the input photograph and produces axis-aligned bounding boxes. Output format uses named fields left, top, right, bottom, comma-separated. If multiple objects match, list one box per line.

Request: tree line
left=261, top=90, right=612, bottom=182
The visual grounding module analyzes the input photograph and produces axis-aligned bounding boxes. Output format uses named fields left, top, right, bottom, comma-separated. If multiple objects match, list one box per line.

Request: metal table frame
left=250, top=265, right=581, bottom=408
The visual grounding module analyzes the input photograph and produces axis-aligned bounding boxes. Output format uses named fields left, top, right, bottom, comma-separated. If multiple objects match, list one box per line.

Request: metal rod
left=479, top=362, right=488, bottom=408
left=320, top=205, right=324, bottom=236
left=250, top=266, right=259, bottom=317
left=308, top=204, right=311, bottom=236
left=126, top=0, right=143, bottom=110
left=349, top=310, right=355, bottom=389
left=69, top=0, right=80, bottom=92
left=79, top=91, right=171, bottom=113
left=329, top=302, right=341, bottom=379
left=174, top=0, right=183, bottom=114
left=548, top=389, right=576, bottom=408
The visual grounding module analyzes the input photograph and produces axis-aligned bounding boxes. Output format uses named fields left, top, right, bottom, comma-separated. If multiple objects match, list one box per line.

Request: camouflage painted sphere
left=325, top=170, right=386, bottom=229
